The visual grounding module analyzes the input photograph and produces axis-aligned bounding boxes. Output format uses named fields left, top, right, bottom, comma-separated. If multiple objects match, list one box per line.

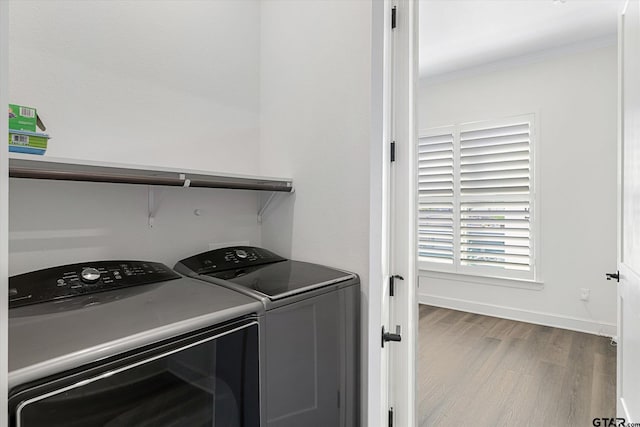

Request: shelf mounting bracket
left=148, top=174, right=189, bottom=228
left=148, top=186, right=158, bottom=228
left=258, top=186, right=295, bottom=223
left=258, top=192, right=277, bottom=224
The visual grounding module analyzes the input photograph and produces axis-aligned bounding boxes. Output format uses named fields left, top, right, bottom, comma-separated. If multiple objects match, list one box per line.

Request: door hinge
left=382, top=325, right=402, bottom=347
left=390, top=141, right=396, bottom=162
left=388, top=407, right=394, bottom=427
left=606, top=271, right=620, bottom=282
left=391, top=6, right=397, bottom=29
left=389, top=274, right=404, bottom=296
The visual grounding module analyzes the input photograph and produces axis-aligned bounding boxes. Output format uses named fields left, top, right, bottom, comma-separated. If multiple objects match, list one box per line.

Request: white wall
left=9, top=0, right=261, bottom=174
left=418, top=45, right=618, bottom=335
left=9, top=180, right=261, bottom=275
left=0, top=0, right=10, bottom=419
left=259, top=0, right=371, bottom=276
left=7, top=0, right=263, bottom=272
left=258, top=0, right=372, bottom=422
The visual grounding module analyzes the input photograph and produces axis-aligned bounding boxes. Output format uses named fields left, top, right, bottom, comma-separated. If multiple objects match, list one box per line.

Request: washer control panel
left=9, top=261, right=181, bottom=309
left=178, top=246, right=286, bottom=275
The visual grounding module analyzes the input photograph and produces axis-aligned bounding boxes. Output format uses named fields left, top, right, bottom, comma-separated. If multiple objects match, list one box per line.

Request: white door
left=618, top=0, right=640, bottom=421
left=369, top=2, right=395, bottom=425
left=387, top=1, right=418, bottom=427
left=372, top=1, right=418, bottom=426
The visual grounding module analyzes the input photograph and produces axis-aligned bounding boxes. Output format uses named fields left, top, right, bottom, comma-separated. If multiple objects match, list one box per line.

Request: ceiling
left=419, top=0, right=622, bottom=79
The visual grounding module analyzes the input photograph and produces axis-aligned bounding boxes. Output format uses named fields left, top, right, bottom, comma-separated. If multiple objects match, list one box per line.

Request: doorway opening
left=416, top=1, right=621, bottom=425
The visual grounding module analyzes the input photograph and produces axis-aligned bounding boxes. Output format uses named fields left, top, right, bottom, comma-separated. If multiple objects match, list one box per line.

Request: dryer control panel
left=9, top=261, right=180, bottom=309
left=177, top=246, right=286, bottom=275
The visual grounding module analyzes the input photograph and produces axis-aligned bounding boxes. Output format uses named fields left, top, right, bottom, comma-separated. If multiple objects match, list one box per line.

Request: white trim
left=388, top=1, right=419, bottom=427
left=0, top=1, right=9, bottom=425
left=419, top=269, right=544, bottom=291
left=419, top=293, right=617, bottom=337
left=616, top=4, right=625, bottom=419
left=418, top=124, right=455, bottom=139
left=532, top=108, right=542, bottom=287
left=457, top=113, right=532, bottom=132
left=618, top=0, right=625, bottom=267
left=421, top=34, right=618, bottom=84
left=368, top=2, right=390, bottom=426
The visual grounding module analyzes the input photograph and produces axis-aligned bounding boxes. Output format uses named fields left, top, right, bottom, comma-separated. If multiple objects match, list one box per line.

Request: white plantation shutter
left=418, top=116, right=535, bottom=279
left=459, top=123, right=530, bottom=195
left=418, top=131, right=454, bottom=264
left=459, top=201, right=531, bottom=271
left=459, top=120, right=532, bottom=274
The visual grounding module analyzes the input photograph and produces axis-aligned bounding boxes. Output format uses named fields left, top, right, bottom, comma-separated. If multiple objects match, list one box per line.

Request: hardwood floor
left=418, top=305, right=616, bottom=427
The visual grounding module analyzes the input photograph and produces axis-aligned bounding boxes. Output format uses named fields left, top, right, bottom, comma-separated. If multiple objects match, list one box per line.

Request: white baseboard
left=419, top=293, right=617, bottom=337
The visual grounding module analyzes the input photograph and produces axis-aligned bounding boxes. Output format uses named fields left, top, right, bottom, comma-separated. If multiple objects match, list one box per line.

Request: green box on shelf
left=8, top=104, right=47, bottom=132
left=9, top=104, right=37, bottom=132
left=8, top=130, right=50, bottom=155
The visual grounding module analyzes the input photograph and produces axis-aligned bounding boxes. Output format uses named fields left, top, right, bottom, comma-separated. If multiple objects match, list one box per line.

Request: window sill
left=418, top=269, right=544, bottom=291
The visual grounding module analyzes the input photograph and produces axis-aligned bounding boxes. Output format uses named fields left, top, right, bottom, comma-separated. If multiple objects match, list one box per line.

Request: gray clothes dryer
left=8, top=260, right=264, bottom=427
left=175, top=246, right=360, bottom=427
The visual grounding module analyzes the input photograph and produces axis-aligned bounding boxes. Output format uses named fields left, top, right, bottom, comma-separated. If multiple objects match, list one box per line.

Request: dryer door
left=9, top=319, right=260, bottom=427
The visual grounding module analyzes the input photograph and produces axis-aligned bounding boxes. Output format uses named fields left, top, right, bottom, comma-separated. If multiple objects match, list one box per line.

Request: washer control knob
left=235, top=249, right=248, bottom=259
left=80, top=268, right=101, bottom=284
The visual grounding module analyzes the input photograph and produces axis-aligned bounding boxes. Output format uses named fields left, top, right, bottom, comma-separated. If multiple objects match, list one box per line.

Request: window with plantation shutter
left=418, top=115, right=535, bottom=280
left=418, top=130, right=455, bottom=264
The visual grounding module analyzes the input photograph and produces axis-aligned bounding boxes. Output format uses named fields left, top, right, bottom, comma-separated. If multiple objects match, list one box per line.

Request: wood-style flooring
left=418, top=305, right=616, bottom=427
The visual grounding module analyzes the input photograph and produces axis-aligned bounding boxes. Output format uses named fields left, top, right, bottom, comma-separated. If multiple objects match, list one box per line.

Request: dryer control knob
left=81, top=268, right=101, bottom=284
left=235, top=249, right=248, bottom=259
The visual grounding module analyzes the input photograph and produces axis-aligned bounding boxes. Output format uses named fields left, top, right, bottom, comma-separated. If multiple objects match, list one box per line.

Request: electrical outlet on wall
left=580, top=288, right=590, bottom=301
left=209, top=241, right=250, bottom=250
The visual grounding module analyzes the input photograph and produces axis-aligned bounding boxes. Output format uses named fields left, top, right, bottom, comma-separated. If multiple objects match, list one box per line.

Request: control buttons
left=80, top=267, right=101, bottom=284
left=235, top=249, right=248, bottom=259
left=9, top=260, right=180, bottom=309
